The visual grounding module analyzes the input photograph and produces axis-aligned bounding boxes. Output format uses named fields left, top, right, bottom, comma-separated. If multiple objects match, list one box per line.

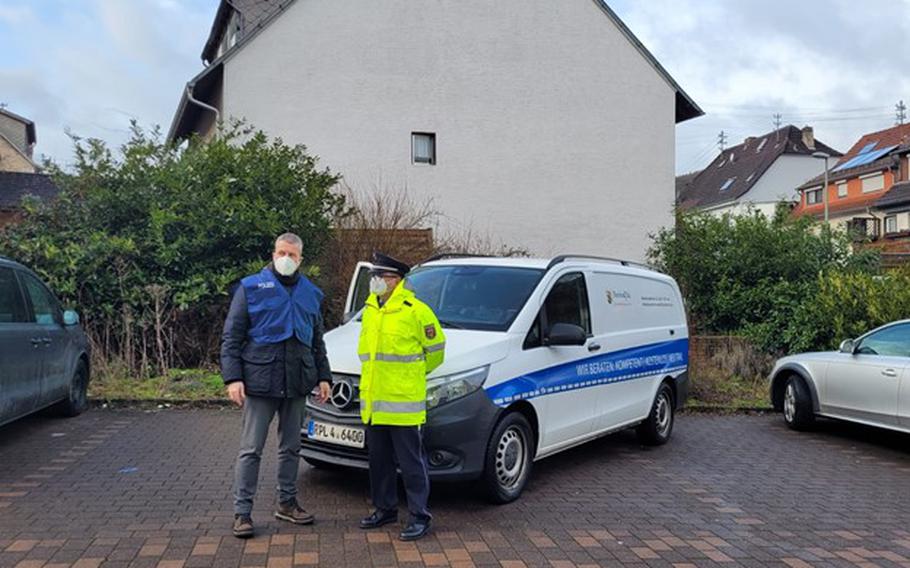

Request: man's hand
left=227, top=382, right=246, bottom=407
left=317, top=381, right=331, bottom=404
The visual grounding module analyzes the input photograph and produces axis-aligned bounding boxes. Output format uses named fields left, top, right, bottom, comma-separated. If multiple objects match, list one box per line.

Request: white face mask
left=369, top=276, right=388, bottom=296
left=274, top=256, right=299, bottom=276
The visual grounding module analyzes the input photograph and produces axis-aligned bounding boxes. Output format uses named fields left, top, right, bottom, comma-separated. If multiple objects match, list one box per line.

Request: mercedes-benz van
left=301, top=255, right=689, bottom=502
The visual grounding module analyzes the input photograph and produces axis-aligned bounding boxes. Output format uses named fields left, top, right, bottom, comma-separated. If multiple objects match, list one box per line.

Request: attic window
left=746, top=173, right=755, bottom=182
left=720, top=177, right=736, bottom=191
left=756, top=138, right=767, bottom=152
left=717, top=158, right=727, bottom=168
left=729, top=152, right=735, bottom=163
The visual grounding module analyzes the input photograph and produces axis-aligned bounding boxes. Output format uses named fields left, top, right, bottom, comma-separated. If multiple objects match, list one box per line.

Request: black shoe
left=232, top=514, right=254, bottom=538
left=399, top=519, right=430, bottom=541
left=360, top=509, right=398, bottom=529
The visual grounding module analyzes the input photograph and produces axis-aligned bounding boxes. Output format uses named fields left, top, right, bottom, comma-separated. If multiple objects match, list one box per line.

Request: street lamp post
left=812, top=151, right=831, bottom=223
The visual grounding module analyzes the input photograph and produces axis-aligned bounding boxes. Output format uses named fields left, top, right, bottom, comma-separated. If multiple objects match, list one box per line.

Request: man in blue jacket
left=221, top=233, right=332, bottom=538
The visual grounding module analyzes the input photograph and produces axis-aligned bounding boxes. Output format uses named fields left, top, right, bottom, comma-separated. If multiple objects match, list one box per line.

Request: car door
left=824, top=323, right=910, bottom=427
left=18, top=271, right=70, bottom=405
left=0, top=266, right=40, bottom=423
left=521, top=270, right=598, bottom=448
left=343, top=261, right=373, bottom=321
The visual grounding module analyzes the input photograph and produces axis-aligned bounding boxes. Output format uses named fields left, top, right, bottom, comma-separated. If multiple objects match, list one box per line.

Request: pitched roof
left=677, top=125, right=841, bottom=210
left=0, top=107, right=36, bottom=147
left=799, top=123, right=910, bottom=189
left=875, top=180, right=910, bottom=210
left=0, top=172, right=59, bottom=209
left=202, top=0, right=292, bottom=64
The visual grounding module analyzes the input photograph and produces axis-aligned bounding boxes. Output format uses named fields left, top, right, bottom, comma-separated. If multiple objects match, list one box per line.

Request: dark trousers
left=367, top=425, right=431, bottom=522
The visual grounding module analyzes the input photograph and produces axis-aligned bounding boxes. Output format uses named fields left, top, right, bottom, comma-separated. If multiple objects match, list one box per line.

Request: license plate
left=306, top=420, right=365, bottom=448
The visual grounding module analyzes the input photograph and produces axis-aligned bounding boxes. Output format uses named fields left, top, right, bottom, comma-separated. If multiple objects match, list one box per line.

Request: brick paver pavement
left=1, top=407, right=909, bottom=567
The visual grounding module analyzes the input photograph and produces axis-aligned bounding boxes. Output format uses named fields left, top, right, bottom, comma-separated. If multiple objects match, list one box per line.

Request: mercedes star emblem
left=331, top=379, right=354, bottom=410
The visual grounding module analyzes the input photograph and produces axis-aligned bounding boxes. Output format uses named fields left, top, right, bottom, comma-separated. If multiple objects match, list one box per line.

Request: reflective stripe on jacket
left=358, top=283, right=445, bottom=426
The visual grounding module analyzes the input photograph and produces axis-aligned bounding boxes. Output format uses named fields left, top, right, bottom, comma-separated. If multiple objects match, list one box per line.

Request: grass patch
left=687, top=370, right=771, bottom=409
left=89, top=368, right=227, bottom=402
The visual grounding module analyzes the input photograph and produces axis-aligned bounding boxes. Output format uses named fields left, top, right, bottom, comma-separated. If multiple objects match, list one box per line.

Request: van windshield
left=404, top=265, right=543, bottom=332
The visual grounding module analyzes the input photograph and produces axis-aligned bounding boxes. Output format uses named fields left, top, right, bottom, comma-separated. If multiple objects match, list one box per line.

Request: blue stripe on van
left=484, top=338, right=689, bottom=406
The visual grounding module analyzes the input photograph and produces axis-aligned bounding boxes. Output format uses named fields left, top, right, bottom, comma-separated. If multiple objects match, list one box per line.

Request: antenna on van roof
left=546, top=254, right=655, bottom=272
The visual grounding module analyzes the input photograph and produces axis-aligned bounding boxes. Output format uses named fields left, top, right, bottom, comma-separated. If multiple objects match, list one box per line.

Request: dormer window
left=720, top=177, right=736, bottom=191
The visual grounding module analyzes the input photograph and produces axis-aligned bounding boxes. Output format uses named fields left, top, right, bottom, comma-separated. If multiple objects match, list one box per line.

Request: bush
left=648, top=206, right=881, bottom=354
left=0, top=122, right=344, bottom=376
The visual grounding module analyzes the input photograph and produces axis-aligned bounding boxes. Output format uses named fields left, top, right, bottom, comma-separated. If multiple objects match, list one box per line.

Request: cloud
left=1, top=0, right=216, bottom=166
left=0, top=4, right=34, bottom=25
left=609, top=0, right=910, bottom=172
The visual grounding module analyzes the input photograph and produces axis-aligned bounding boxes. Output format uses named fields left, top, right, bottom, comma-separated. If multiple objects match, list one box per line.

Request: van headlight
left=426, top=366, right=489, bottom=410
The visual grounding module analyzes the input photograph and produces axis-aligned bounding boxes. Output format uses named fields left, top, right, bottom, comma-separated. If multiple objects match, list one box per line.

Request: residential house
left=677, top=125, right=841, bottom=217
left=0, top=108, right=59, bottom=227
left=793, top=123, right=910, bottom=240
left=168, top=0, right=703, bottom=261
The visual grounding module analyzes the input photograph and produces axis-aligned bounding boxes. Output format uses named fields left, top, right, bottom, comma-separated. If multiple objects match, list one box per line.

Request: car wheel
left=59, top=360, right=89, bottom=417
left=636, top=382, right=675, bottom=446
left=782, top=375, right=815, bottom=431
left=482, top=412, right=534, bottom=504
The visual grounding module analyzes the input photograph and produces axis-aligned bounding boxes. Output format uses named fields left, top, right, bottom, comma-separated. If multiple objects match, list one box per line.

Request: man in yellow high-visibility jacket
left=357, top=253, right=445, bottom=541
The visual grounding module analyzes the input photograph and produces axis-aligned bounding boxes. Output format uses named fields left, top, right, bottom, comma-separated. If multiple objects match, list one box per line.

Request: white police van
left=301, top=255, right=689, bottom=503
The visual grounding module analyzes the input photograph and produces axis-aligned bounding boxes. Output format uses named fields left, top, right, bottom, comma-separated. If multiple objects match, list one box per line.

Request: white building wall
left=221, top=0, right=678, bottom=261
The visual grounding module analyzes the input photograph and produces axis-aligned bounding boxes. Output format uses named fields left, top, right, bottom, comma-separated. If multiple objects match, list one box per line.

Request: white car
left=769, top=320, right=910, bottom=433
left=300, top=254, right=690, bottom=502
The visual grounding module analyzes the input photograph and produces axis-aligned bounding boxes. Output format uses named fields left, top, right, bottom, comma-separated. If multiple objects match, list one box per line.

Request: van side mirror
left=546, top=322, right=587, bottom=346
left=63, top=310, right=80, bottom=326
left=839, top=339, right=855, bottom=354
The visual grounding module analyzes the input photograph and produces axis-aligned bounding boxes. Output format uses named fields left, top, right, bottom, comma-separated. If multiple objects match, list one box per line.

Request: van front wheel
left=482, top=412, right=534, bottom=504
left=636, top=382, right=675, bottom=446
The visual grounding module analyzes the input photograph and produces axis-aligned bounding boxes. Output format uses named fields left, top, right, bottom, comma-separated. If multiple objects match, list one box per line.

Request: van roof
left=420, top=255, right=666, bottom=277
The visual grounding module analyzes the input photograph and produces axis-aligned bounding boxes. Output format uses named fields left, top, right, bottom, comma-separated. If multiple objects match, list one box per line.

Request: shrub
left=1, top=122, right=344, bottom=376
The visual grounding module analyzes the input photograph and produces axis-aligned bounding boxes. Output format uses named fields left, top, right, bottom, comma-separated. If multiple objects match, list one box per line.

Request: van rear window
left=406, top=266, right=543, bottom=332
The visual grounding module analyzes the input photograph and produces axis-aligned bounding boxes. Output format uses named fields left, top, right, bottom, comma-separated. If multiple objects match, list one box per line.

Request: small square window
left=412, top=132, right=436, bottom=165
left=886, top=215, right=898, bottom=234
left=806, top=189, right=822, bottom=205
left=837, top=182, right=848, bottom=198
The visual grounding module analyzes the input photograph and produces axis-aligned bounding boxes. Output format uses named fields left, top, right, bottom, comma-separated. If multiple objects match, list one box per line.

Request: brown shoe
left=233, top=514, right=254, bottom=538
left=275, top=499, right=315, bottom=525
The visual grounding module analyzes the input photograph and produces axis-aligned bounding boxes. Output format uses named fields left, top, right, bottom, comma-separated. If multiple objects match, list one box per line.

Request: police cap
left=370, top=252, right=410, bottom=278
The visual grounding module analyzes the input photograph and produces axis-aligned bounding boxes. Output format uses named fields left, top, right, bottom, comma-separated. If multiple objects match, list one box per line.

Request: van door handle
left=587, top=343, right=601, bottom=352
left=882, top=368, right=898, bottom=377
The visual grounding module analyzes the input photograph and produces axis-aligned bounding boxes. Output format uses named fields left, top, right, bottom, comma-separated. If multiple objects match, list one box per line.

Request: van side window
left=524, top=272, right=591, bottom=349
left=0, top=267, right=29, bottom=324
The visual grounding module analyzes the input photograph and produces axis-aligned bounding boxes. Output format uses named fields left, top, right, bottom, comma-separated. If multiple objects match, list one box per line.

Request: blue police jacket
left=241, top=267, right=323, bottom=346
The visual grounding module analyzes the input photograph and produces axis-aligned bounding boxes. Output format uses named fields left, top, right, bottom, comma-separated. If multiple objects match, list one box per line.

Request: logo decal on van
left=606, top=290, right=632, bottom=305
left=485, top=338, right=688, bottom=406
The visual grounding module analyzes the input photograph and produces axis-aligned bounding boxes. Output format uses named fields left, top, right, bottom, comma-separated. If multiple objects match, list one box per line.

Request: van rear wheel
left=636, top=382, right=674, bottom=445
left=482, top=412, right=534, bottom=504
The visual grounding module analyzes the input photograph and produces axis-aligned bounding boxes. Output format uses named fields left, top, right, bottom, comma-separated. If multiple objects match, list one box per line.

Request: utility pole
left=896, top=100, right=907, bottom=125
left=717, top=130, right=728, bottom=152
left=773, top=113, right=782, bottom=141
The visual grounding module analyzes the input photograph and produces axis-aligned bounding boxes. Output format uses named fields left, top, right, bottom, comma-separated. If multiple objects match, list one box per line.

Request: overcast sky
left=1, top=0, right=909, bottom=174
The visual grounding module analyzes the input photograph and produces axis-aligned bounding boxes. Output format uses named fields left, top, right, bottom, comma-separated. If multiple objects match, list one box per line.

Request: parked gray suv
left=0, top=256, right=90, bottom=427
